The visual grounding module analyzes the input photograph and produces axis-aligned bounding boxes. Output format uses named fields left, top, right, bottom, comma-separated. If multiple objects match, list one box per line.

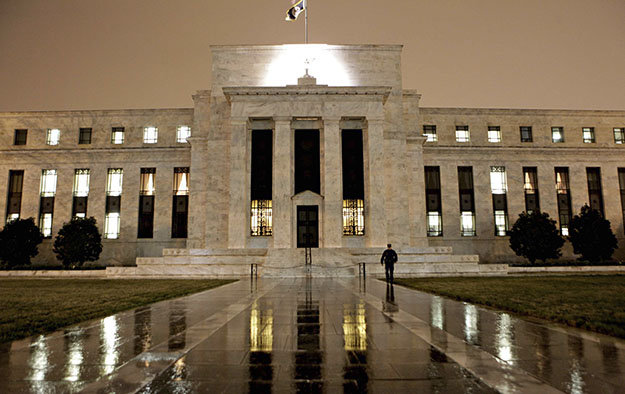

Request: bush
left=53, top=217, right=103, bottom=269
left=569, top=204, right=617, bottom=262
left=509, top=211, right=564, bottom=264
left=0, top=218, right=44, bottom=268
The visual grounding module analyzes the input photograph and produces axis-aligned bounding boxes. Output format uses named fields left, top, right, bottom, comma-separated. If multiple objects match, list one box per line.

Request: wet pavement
left=0, top=277, right=623, bottom=393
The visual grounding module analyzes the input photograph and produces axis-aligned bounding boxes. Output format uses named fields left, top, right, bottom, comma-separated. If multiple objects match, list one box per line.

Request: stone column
left=365, top=119, right=387, bottom=247
left=228, top=118, right=248, bottom=249
left=273, top=118, right=292, bottom=249
left=323, top=118, right=342, bottom=247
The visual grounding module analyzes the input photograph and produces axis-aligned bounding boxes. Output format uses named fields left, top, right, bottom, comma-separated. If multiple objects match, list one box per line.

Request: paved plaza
left=0, top=277, right=624, bottom=393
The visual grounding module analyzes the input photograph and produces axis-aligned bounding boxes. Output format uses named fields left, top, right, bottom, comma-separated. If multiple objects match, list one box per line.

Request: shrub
left=509, top=211, right=564, bottom=264
left=53, top=217, right=103, bottom=269
left=0, top=218, right=44, bottom=268
left=569, top=204, right=617, bottom=262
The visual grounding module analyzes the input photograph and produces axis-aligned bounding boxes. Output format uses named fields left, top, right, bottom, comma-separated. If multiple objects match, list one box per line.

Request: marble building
left=1, top=44, right=624, bottom=275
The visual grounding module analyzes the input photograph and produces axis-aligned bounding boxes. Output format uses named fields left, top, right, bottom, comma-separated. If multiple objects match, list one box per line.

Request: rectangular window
left=251, top=130, right=273, bottom=236
left=490, top=166, right=508, bottom=236
left=425, top=166, right=442, bottom=236
left=111, top=127, right=124, bottom=144
left=520, top=126, right=533, bottom=143
left=46, top=128, right=60, bottom=145
left=488, top=126, right=501, bottom=143
left=6, top=170, right=24, bottom=223
left=105, top=169, right=123, bottom=239
left=172, top=167, right=189, bottom=238
left=458, top=167, right=476, bottom=236
left=618, top=169, right=625, bottom=233
left=176, top=126, right=191, bottom=143
left=14, top=129, right=27, bottom=145
left=555, top=167, right=572, bottom=235
left=78, top=128, right=92, bottom=144
left=614, top=128, right=625, bottom=144
left=583, top=127, right=595, bottom=143
left=39, top=169, right=57, bottom=238
left=423, top=125, right=437, bottom=142
left=552, top=127, right=564, bottom=143
left=251, top=200, right=273, bottom=237
left=342, top=129, right=365, bottom=236
left=143, top=126, right=158, bottom=144
left=523, top=167, right=540, bottom=213
left=586, top=167, right=604, bottom=216
left=72, top=169, right=90, bottom=218
left=138, top=168, right=156, bottom=238
left=455, top=126, right=470, bottom=142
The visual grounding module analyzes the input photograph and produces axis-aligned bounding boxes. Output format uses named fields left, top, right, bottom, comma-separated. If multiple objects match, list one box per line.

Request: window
left=520, top=126, right=532, bottom=142
left=251, top=200, right=273, bottom=236
left=523, top=167, right=540, bottom=213
left=138, top=168, right=156, bottom=238
left=105, top=169, right=123, bottom=239
left=342, top=129, right=365, bottom=236
left=586, top=168, right=604, bottom=216
left=490, top=166, right=508, bottom=236
left=458, top=167, right=476, bottom=236
left=6, top=170, right=24, bottom=223
left=78, top=128, right=92, bottom=144
left=46, top=128, right=60, bottom=145
left=488, top=126, right=501, bottom=143
left=143, top=126, right=158, bottom=144
left=425, top=166, right=442, bottom=236
left=552, top=127, right=564, bottom=143
left=177, top=126, right=191, bottom=143
left=423, top=125, right=437, bottom=142
left=39, top=169, right=57, bottom=238
left=14, top=129, right=27, bottom=145
left=251, top=129, right=274, bottom=236
left=555, top=167, right=572, bottom=236
left=583, top=127, right=595, bottom=143
left=455, top=126, right=470, bottom=142
left=172, top=167, right=189, bottom=238
left=72, top=169, right=90, bottom=218
left=618, top=169, right=625, bottom=234
left=111, top=127, right=124, bottom=144
left=342, top=199, right=364, bottom=236
left=614, top=128, right=625, bottom=144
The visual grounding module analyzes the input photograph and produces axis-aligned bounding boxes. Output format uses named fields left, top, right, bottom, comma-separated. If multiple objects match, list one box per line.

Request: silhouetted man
left=380, top=243, right=398, bottom=284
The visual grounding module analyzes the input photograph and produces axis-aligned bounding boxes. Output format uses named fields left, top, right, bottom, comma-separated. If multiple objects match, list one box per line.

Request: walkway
left=0, top=277, right=623, bottom=393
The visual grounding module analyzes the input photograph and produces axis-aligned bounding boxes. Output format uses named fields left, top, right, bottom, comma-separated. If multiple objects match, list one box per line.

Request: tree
left=569, top=204, right=617, bottom=262
left=0, top=218, right=44, bottom=268
left=509, top=211, right=564, bottom=264
left=53, top=217, right=103, bottom=269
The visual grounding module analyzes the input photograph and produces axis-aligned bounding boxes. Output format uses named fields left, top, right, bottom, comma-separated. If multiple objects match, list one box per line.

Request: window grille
left=111, top=127, right=124, bottom=144
left=140, top=168, right=156, bottom=195
left=40, top=169, right=58, bottom=197
left=427, top=212, right=442, bottom=236
left=461, top=212, right=476, bottom=237
left=251, top=200, right=273, bottom=236
left=490, top=166, right=507, bottom=194
left=143, top=126, right=158, bottom=143
left=582, top=127, right=595, bottom=143
left=614, top=128, right=625, bottom=144
left=106, top=169, right=123, bottom=196
left=173, top=167, right=189, bottom=195
left=488, top=126, right=501, bottom=143
left=423, top=125, right=437, bottom=142
left=520, top=126, right=532, bottom=142
left=342, top=199, right=365, bottom=236
left=455, top=126, right=470, bottom=142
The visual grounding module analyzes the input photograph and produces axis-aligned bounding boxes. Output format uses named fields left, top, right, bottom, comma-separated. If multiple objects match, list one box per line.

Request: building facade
left=1, top=45, right=624, bottom=273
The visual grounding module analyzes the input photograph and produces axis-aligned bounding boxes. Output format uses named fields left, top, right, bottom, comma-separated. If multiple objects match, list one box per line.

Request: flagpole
left=304, top=0, right=308, bottom=44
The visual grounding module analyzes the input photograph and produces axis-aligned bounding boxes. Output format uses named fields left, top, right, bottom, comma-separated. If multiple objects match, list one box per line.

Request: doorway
left=297, top=205, right=319, bottom=248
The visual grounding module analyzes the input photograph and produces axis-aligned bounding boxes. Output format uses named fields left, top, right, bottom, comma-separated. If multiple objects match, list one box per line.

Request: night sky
left=1, top=0, right=624, bottom=111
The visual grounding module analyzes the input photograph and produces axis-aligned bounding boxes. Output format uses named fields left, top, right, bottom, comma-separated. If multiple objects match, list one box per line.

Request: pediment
left=291, top=190, right=324, bottom=204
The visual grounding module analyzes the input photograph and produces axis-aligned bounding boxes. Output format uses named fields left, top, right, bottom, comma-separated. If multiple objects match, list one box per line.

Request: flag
left=285, top=0, right=305, bottom=21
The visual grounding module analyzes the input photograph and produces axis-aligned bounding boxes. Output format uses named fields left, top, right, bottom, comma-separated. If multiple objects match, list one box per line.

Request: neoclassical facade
left=1, top=44, right=624, bottom=275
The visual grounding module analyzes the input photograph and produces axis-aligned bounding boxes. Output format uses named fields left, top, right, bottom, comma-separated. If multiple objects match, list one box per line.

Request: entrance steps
left=104, top=247, right=507, bottom=278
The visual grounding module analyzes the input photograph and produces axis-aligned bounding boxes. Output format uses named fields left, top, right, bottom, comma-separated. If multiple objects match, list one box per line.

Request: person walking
left=380, top=243, right=398, bottom=284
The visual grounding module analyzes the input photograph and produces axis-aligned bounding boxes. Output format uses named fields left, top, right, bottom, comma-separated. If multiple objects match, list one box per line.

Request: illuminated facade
left=1, top=44, right=625, bottom=273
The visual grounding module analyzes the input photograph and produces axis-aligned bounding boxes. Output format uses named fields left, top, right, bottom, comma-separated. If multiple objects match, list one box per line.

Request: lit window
left=140, top=168, right=156, bottom=195
left=14, top=129, right=27, bottom=145
left=456, top=126, right=470, bottom=142
left=143, top=127, right=158, bottom=144
left=46, top=129, right=60, bottom=145
left=614, top=128, right=625, bottom=144
left=40, top=169, right=58, bottom=197
left=520, top=126, right=532, bottom=142
left=106, top=169, right=123, bottom=196
left=427, top=212, right=442, bottom=236
left=177, top=126, right=191, bottom=143
left=251, top=200, right=273, bottom=236
left=7, top=213, right=19, bottom=222
left=583, top=127, right=595, bottom=143
left=423, top=125, right=437, bottom=142
left=552, top=127, right=564, bottom=143
left=73, top=169, right=90, bottom=197
left=342, top=199, right=365, bottom=236
left=104, top=213, right=120, bottom=239
left=40, top=213, right=53, bottom=238
left=461, top=212, right=475, bottom=236
left=490, top=166, right=507, bottom=194
left=174, top=168, right=189, bottom=195
left=494, top=210, right=507, bottom=236
left=111, top=127, right=124, bottom=144
left=488, top=126, right=501, bottom=143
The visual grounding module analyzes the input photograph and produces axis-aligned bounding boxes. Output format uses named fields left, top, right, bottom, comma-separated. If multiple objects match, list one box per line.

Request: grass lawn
left=394, top=275, right=625, bottom=339
left=0, top=279, right=235, bottom=343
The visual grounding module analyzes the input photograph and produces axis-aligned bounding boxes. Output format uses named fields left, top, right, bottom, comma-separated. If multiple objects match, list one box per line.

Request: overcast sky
left=1, top=0, right=624, bottom=111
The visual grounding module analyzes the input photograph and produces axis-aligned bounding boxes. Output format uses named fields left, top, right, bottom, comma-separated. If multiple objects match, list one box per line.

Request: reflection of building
left=2, top=44, right=625, bottom=272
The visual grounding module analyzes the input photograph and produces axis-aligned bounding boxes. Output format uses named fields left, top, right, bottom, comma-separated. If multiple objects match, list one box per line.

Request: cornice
left=222, top=86, right=391, bottom=104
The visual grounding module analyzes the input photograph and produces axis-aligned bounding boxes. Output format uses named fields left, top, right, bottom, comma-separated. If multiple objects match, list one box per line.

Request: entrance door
left=297, top=205, right=319, bottom=248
